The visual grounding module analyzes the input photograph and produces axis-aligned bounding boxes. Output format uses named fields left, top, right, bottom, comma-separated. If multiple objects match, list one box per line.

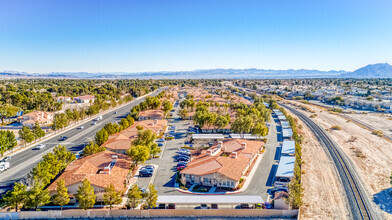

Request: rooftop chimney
left=102, top=166, right=111, bottom=174
left=241, top=143, right=247, bottom=149
left=218, top=141, right=223, bottom=148
left=112, top=155, right=118, bottom=164
left=231, top=152, right=238, bottom=159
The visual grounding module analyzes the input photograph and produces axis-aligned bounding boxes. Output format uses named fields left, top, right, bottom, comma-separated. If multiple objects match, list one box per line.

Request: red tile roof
left=47, top=151, right=131, bottom=193
left=181, top=139, right=264, bottom=181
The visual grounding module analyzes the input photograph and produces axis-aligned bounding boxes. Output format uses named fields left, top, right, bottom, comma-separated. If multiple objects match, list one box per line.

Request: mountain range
left=1, top=63, right=391, bottom=79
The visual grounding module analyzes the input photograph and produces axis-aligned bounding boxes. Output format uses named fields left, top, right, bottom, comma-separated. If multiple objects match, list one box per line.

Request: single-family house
left=47, top=151, right=132, bottom=203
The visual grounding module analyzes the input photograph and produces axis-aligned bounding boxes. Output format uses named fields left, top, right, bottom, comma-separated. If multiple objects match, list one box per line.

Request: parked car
left=58, top=136, right=68, bottom=141
left=138, top=187, right=146, bottom=193
left=156, top=138, right=165, bottom=142
left=170, top=109, right=175, bottom=112
left=144, top=165, right=155, bottom=170
left=211, top=204, right=218, bottom=209
left=177, top=162, right=188, bottom=167
left=139, top=168, right=153, bottom=177
left=200, top=204, right=209, bottom=209
left=158, top=204, right=166, bottom=209
left=158, top=143, right=164, bottom=147
left=263, top=202, right=272, bottom=209
left=238, top=204, right=251, bottom=209
left=271, top=187, right=288, bottom=194
left=168, top=204, right=175, bottom=209
left=177, top=156, right=190, bottom=162
left=35, top=144, right=46, bottom=150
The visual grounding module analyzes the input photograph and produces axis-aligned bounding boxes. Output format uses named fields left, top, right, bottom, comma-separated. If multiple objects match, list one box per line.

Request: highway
left=280, top=103, right=380, bottom=220
left=0, top=88, right=165, bottom=195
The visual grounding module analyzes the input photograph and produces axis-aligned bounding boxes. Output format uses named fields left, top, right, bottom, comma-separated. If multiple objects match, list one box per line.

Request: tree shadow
left=373, top=188, right=392, bottom=214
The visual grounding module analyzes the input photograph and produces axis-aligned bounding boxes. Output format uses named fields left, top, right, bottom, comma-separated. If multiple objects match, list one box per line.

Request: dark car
left=211, top=204, right=218, bottom=209
left=158, top=204, right=166, bottom=209
left=168, top=204, right=175, bottom=209
left=238, top=204, right=251, bottom=209
left=58, top=136, right=68, bottom=141
left=139, top=168, right=153, bottom=177
left=177, top=162, right=187, bottom=167
left=271, top=187, right=288, bottom=194
left=177, top=157, right=189, bottom=162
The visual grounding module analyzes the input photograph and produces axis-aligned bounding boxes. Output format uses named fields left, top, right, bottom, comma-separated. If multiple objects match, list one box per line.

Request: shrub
left=372, top=130, right=383, bottom=137
left=331, top=125, right=342, bottom=130
left=165, top=136, right=174, bottom=140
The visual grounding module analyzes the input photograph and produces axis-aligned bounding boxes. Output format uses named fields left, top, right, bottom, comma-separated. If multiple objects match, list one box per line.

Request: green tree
left=24, top=182, right=51, bottom=210
left=19, top=126, right=34, bottom=146
left=103, top=183, right=123, bottom=210
left=0, top=130, right=17, bottom=156
left=252, top=123, right=269, bottom=139
left=52, top=179, right=70, bottom=210
left=32, top=121, right=46, bottom=141
left=178, top=109, right=188, bottom=119
left=214, top=115, right=229, bottom=131
left=95, top=129, right=109, bottom=145
left=145, top=184, right=157, bottom=209
left=1, top=182, right=27, bottom=211
left=162, top=100, right=173, bottom=117
left=53, top=145, right=76, bottom=169
left=127, top=145, right=150, bottom=167
left=120, top=118, right=129, bottom=129
left=133, top=129, right=157, bottom=149
left=76, top=179, right=96, bottom=210
left=231, top=115, right=254, bottom=138
left=0, top=104, right=19, bottom=125
left=127, top=184, right=142, bottom=209
left=82, top=141, right=106, bottom=156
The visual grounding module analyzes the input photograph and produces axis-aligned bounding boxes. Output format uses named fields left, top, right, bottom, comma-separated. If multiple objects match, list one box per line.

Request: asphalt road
left=0, top=88, right=165, bottom=195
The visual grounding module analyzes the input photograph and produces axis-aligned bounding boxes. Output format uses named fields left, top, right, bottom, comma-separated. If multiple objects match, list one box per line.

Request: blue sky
left=0, top=0, right=391, bottom=73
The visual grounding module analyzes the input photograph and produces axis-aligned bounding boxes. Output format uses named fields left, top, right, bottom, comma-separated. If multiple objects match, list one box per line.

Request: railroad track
left=280, top=103, right=379, bottom=220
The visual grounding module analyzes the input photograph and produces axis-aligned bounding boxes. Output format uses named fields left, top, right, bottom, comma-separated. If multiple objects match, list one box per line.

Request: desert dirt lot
left=285, top=100, right=392, bottom=219
left=346, top=112, right=392, bottom=137
left=284, top=109, right=350, bottom=220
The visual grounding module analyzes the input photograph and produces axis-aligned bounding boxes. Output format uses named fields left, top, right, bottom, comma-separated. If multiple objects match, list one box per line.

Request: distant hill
left=1, top=63, right=392, bottom=79
left=342, top=63, right=392, bottom=78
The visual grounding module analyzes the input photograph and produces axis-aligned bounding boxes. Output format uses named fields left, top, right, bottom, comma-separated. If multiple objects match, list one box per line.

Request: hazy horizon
left=1, top=0, right=392, bottom=73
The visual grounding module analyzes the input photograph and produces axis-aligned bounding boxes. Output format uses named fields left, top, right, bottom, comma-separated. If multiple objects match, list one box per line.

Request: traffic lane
left=8, top=90, right=150, bottom=165
left=0, top=89, right=165, bottom=193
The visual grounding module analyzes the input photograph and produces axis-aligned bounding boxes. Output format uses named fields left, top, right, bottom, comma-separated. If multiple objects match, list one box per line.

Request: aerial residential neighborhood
left=1, top=1, right=392, bottom=220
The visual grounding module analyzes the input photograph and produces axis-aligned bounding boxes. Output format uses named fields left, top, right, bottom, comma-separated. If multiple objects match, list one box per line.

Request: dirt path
left=286, top=101, right=392, bottom=219
left=284, top=109, right=350, bottom=220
